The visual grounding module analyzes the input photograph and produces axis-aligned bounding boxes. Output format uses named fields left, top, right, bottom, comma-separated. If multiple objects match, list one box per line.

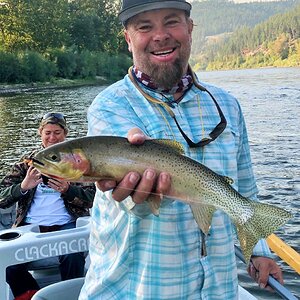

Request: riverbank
left=0, top=77, right=109, bottom=96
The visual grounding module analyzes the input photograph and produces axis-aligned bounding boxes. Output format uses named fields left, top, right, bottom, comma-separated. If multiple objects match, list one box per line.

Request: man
left=80, top=1, right=283, bottom=299
left=0, top=112, right=95, bottom=300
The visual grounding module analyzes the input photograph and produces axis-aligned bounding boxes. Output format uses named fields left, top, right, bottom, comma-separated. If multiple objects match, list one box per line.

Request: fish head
left=31, top=147, right=90, bottom=181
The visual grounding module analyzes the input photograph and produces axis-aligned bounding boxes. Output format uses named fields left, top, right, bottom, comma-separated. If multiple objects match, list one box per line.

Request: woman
left=0, top=112, right=95, bottom=300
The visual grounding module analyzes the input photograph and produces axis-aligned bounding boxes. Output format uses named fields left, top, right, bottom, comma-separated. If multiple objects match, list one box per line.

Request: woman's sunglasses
left=41, top=112, right=66, bottom=122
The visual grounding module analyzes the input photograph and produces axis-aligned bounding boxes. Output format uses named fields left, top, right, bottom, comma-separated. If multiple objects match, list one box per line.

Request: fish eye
left=48, top=152, right=60, bottom=162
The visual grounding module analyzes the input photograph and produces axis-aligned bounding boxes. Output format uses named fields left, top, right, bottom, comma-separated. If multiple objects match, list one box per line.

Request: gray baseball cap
left=119, top=0, right=192, bottom=24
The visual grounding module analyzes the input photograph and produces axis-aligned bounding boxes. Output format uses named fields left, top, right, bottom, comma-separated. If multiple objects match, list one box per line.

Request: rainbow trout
left=31, top=136, right=292, bottom=262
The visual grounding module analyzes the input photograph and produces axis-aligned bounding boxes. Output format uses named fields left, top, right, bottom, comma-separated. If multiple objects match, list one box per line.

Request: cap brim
left=119, top=1, right=191, bottom=24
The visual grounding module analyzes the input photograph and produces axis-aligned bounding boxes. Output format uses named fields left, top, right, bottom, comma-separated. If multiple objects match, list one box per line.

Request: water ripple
left=1, top=68, right=299, bottom=299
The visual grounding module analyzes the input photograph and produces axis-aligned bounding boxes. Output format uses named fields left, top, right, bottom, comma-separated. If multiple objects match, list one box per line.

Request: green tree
left=0, top=0, right=35, bottom=51
left=68, top=0, right=124, bottom=53
left=0, top=0, right=70, bottom=52
left=22, top=0, right=70, bottom=51
left=269, top=33, right=289, bottom=59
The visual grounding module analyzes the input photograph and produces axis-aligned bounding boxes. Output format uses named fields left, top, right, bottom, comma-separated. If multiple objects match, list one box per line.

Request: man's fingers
left=96, top=168, right=171, bottom=205
left=127, top=128, right=147, bottom=145
left=112, top=172, right=141, bottom=202
left=131, top=170, right=171, bottom=204
left=250, top=256, right=283, bottom=292
left=257, top=270, right=269, bottom=289
left=272, top=270, right=283, bottom=285
left=247, top=263, right=257, bottom=281
left=96, top=180, right=117, bottom=192
left=156, top=172, right=171, bottom=195
left=132, top=169, right=156, bottom=204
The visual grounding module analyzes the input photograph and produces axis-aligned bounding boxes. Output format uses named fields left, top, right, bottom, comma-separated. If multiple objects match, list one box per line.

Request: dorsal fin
left=152, top=139, right=184, bottom=154
left=222, top=176, right=234, bottom=185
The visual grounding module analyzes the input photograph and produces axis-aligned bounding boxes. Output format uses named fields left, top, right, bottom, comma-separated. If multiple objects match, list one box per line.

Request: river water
left=0, top=67, right=299, bottom=299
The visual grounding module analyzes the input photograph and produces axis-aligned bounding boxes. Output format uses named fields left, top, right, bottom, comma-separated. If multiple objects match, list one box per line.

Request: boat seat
left=27, top=257, right=59, bottom=270
left=0, top=217, right=91, bottom=300
left=0, top=206, right=16, bottom=230
left=31, top=277, right=84, bottom=300
left=31, top=281, right=257, bottom=300
left=28, top=257, right=61, bottom=287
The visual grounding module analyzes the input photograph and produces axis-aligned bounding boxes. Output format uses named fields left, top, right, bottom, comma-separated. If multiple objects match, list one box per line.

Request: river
left=0, top=67, right=299, bottom=299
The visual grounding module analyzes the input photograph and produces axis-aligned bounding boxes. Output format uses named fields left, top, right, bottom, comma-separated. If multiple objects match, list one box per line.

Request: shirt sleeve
left=87, top=88, right=146, bottom=137
left=0, top=161, right=28, bottom=209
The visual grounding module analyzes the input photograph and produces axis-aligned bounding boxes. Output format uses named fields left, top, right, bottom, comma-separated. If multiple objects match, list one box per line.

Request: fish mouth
left=32, top=158, right=85, bottom=181
left=31, top=157, right=45, bottom=166
left=40, top=172, right=66, bottom=181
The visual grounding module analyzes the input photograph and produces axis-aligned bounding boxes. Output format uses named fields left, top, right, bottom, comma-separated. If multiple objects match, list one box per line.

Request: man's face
left=124, top=8, right=193, bottom=89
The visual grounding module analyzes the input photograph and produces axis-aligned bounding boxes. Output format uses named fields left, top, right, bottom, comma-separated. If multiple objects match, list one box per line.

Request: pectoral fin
left=190, top=204, right=216, bottom=235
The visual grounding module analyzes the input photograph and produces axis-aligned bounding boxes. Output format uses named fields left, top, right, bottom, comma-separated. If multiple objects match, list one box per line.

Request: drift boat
left=0, top=218, right=297, bottom=300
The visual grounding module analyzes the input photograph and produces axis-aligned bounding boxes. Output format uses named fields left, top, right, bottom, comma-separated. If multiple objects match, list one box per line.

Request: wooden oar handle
left=267, top=233, right=300, bottom=275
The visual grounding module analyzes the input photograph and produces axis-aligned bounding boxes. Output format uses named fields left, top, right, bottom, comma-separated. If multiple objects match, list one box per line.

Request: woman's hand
left=96, top=128, right=171, bottom=204
left=21, top=166, right=43, bottom=192
left=47, top=178, right=70, bottom=193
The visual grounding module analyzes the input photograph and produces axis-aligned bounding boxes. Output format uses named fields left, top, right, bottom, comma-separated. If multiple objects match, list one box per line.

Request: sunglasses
left=175, top=88, right=227, bottom=148
left=129, top=67, right=227, bottom=148
left=41, top=112, right=66, bottom=122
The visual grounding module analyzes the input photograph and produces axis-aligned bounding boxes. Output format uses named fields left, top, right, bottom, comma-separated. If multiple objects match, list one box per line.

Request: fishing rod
left=234, top=245, right=299, bottom=300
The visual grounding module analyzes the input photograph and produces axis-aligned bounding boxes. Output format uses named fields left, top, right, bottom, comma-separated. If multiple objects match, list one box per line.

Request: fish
left=31, top=136, right=292, bottom=262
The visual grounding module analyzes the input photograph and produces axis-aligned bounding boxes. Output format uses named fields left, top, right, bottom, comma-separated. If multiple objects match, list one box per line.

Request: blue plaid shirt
left=80, top=74, right=272, bottom=300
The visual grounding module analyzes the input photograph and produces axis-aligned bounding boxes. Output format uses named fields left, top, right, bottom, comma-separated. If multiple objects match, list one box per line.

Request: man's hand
left=96, top=128, right=171, bottom=203
left=248, top=256, right=283, bottom=291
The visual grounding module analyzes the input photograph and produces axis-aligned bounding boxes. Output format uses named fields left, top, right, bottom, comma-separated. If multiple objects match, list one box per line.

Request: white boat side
left=0, top=217, right=258, bottom=300
left=30, top=277, right=257, bottom=300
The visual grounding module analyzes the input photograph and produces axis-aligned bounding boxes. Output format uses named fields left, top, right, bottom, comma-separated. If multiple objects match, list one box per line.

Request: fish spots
left=32, top=135, right=292, bottom=263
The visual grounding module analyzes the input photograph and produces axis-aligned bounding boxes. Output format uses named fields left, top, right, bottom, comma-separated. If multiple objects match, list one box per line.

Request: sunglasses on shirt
left=129, top=67, right=227, bottom=148
left=176, top=88, right=227, bottom=148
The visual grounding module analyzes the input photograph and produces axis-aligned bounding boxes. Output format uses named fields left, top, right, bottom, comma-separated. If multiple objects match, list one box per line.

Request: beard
left=135, top=42, right=191, bottom=90
left=145, top=59, right=184, bottom=90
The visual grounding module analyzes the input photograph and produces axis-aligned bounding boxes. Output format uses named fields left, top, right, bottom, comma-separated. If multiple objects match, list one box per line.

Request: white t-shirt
left=25, top=183, right=73, bottom=226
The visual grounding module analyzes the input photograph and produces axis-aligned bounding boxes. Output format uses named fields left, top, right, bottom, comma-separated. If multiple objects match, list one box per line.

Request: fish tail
left=236, top=201, right=292, bottom=263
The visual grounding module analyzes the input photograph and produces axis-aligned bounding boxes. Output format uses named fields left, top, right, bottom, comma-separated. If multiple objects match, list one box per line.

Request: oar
left=235, top=245, right=299, bottom=300
left=267, top=234, right=300, bottom=275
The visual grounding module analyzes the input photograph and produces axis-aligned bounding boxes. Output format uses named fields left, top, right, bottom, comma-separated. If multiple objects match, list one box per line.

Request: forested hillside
left=191, top=0, right=300, bottom=70
left=192, top=2, right=300, bottom=70
left=191, top=0, right=298, bottom=54
left=0, top=0, right=299, bottom=84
